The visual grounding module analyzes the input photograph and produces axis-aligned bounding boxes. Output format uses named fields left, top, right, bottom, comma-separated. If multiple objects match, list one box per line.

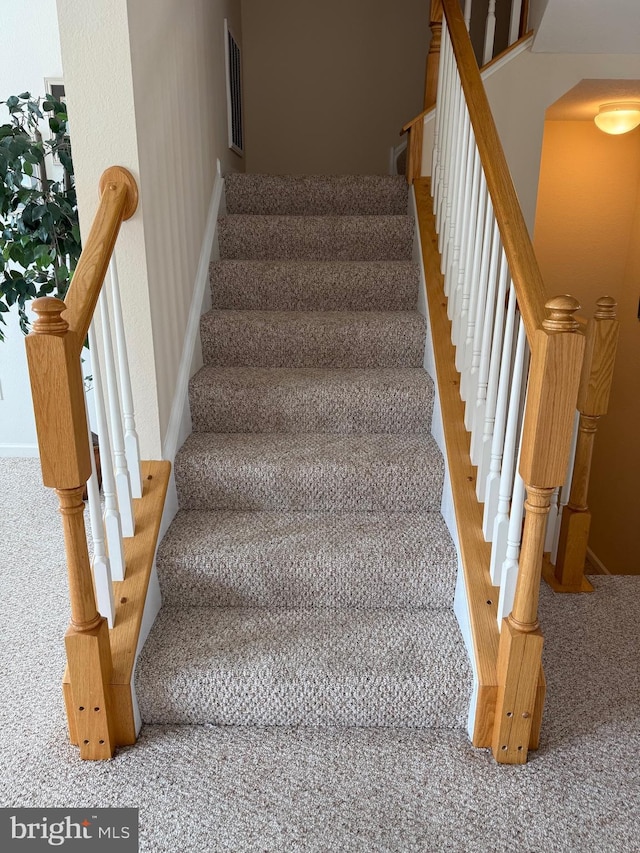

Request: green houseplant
left=0, top=92, right=81, bottom=341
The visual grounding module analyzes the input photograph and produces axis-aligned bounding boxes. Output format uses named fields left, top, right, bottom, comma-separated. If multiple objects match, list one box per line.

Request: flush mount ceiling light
left=594, top=102, right=640, bottom=135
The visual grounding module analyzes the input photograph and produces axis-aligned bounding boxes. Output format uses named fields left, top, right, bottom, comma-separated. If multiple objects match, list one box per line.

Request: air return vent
left=224, top=20, right=244, bottom=156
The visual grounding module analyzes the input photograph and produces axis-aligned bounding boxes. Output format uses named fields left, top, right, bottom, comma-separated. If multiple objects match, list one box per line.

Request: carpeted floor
left=1, top=456, right=639, bottom=853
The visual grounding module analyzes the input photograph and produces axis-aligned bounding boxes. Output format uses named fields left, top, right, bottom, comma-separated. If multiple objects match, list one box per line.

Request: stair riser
left=175, top=459, right=443, bottom=512
left=224, top=174, right=409, bottom=216
left=210, top=261, right=420, bottom=312
left=218, top=216, right=414, bottom=261
left=200, top=313, right=426, bottom=369
left=189, top=383, right=432, bottom=434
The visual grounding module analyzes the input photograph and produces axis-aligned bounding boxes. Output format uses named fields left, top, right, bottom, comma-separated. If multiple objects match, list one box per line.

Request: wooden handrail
left=441, top=0, right=546, bottom=340
left=64, top=166, right=138, bottom=352
left=401, top=106, right=434, bottom=135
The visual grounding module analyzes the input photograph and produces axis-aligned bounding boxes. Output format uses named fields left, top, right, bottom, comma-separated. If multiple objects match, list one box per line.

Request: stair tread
left=200, top=310, right=426, bottom=368
left=189, top=366, right=434, bottom=434
left=210, top=259, right=420, bottom=311
left=175, top=431, right=444, bottom=512
left=136, top=607, right=472, bottom=727
left=224, top=174, right=409, bottom=215
left=157, top=509, right=457, bottom=608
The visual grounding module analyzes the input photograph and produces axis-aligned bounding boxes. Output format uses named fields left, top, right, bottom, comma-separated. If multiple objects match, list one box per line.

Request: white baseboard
left=162, top=162, right=225, bottom=465
left=0, top=444, right=39, bottom=458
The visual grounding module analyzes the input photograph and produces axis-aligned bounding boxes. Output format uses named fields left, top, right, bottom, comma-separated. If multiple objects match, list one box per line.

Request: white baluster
left=476, top=249, right=509, bottom=495
left=545, top=488, right=560, bottom=553
left=497, top=466, right=525, bottom=627
left=509, top=0, right=524, bottom=46
left=483, top=0, right=497, bottom=65
left=83, top=404, right=115, bottom=627
left=451, top=119, right=475, bottom=345
left=489, top=316, right=527, bottom=584
left=470, top=230, right=503, bottom=462
left=98, top=289, right=134, bottom=538
left=431, top=19, right=447, bottom=203
left=434, top=23, right=452, bottom=226
left=88, top=322, right=126, bottom=582
left=447, top=103, right=471, bottom=320
left=456, top=143, right=480, bottom=362
left=551, top=410, right=580, bottom=564
left=437, top=30, right=454, bottom=246
left=465, top=213, right=498, bottom=432
left=108, top=254, right=142, bottom=499
left=482, top=284, right=517, bottom=539
left=442, top=75, right=463, bottom=279
left=464, top=0, right=473, bottom=30
left=459, top=174, right=488, bottom=392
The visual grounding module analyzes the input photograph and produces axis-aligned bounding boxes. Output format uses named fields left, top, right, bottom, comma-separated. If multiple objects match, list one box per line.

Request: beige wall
left=56, top=0, right=243, bottom=457
left=484, top=50, right=640, bottom=233
left=240, top=0, right=428, bottom=175
left=533, top=120, right=640, bottom=573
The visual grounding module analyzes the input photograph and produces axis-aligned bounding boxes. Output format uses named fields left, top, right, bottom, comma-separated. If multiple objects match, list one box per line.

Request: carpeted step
left=136, top=607, right=472, bottom=727
left=157, top=510, right=457, bottom=608
left=189, top=367, right=433, bottom=434
left=218, top=215, right=413, bottom=261
left=174, top=432, right=444, bottom=512
left=224, top=174, right=409, bottom=216
left=210, top=260, right=420, bottom=311
left=200, top=311, right=426, bottom=368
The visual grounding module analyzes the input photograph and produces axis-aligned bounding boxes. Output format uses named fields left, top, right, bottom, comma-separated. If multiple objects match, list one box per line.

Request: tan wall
left=533, top=120, right=640, bottom=573
left=57, top=0, right=243, bottom=456
left=240, top=0, right=428, bottom=175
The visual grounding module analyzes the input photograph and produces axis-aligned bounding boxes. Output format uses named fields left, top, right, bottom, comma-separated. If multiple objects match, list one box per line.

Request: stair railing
left=403, top=0, right=531, bottom=184
left=423, top=0, right=590, bottom=763
left=25, top=166, right=170, bottom=760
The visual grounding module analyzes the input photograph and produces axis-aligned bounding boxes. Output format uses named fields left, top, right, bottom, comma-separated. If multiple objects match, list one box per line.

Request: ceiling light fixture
left=594, top=102, right=640, bottom=135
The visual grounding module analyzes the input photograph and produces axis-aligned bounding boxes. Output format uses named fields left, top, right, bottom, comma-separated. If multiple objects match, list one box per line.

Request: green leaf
left=18, top=92, right=31, bottom=100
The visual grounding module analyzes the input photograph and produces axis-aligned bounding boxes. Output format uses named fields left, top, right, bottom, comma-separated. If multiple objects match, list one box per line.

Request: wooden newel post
left=552, top=296, right=619, bottom=591
left=25, top=297, right=116, bottom=759
left=492, top=296, right=584, bottom=763
left=424, top=1, right=443, bottom=109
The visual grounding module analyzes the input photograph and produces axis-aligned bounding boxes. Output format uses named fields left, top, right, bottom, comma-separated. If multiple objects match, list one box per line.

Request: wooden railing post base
left=64, top=619, right=116, bottom=759
left=492, top=619, right=544, bottom=763
left=542, top=502, right=595, bottom=592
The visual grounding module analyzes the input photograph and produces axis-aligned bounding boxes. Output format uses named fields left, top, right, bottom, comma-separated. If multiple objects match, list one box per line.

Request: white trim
left=0, top=443, right=39, bottom=458
left=410, top=184, right=476, bottom=739
left=480, top=34, right=533, bottom=80
left=162, top=166, right=225, bottom=464
left=586, top=547, right=611, bottom=576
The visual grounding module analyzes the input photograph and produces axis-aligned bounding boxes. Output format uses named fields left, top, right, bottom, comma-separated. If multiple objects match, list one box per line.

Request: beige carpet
left=1, top=457, right=639, bottom=853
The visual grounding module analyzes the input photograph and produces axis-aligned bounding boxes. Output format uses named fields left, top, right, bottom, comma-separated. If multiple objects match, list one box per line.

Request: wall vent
left=224, top=20, right=244, bottom=156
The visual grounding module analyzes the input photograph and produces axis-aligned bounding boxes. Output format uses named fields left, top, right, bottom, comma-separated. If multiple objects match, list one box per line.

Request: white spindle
left=545, top=488, right=560, bottom=553
left=482, top=285, right=517, bottom=540
left=497, top=466, right=525, bottom=626
left=431, top=19, right=447, bottom=204
left=459, top=175, right=488, bottom=393
left=465, top=214, right=498, bottom=432
left=447, top=103, right=471, bottom=319
left=463, top=0, right=473, bottom=30
left=88, top=322, right=126, bottom=582
left=489, top=316, right=527, bottom=585
left=442, top=77, right=463, bottom=279
left=476, top=250, right=510, bottom=497
left=483, top=0, right=497, bottom=65
left=434, top=23, right=452, bottom=229
left=470, top=228, right=503, bottom=462
left=108, top=254, right=142, bottom=499
left=551, top=411, right=580, bottom=564
left=98, top=290, right=135, bottom=538
left=83, top=406, right=115, bottom=627
left=437, top=30, right=454, bottom=248
left=453, top=143, right=480, bottom=355
left=509, top=0, right=524, bottom=46
left=451, top=119, right=475, bottom=343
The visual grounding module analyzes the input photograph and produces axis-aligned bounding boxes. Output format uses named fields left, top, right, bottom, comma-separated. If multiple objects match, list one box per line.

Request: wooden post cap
left=31, top=296, right=69, bottom=336
left=542, top=295, right=580, bottom=333
left=98, top=166, right=139, bottom=220
left=594, top=295, right=617, bottom=320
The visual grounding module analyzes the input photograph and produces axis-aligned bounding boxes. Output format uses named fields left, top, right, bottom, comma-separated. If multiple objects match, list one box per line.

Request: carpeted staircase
left=136, top=174, right=472, bottom=731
